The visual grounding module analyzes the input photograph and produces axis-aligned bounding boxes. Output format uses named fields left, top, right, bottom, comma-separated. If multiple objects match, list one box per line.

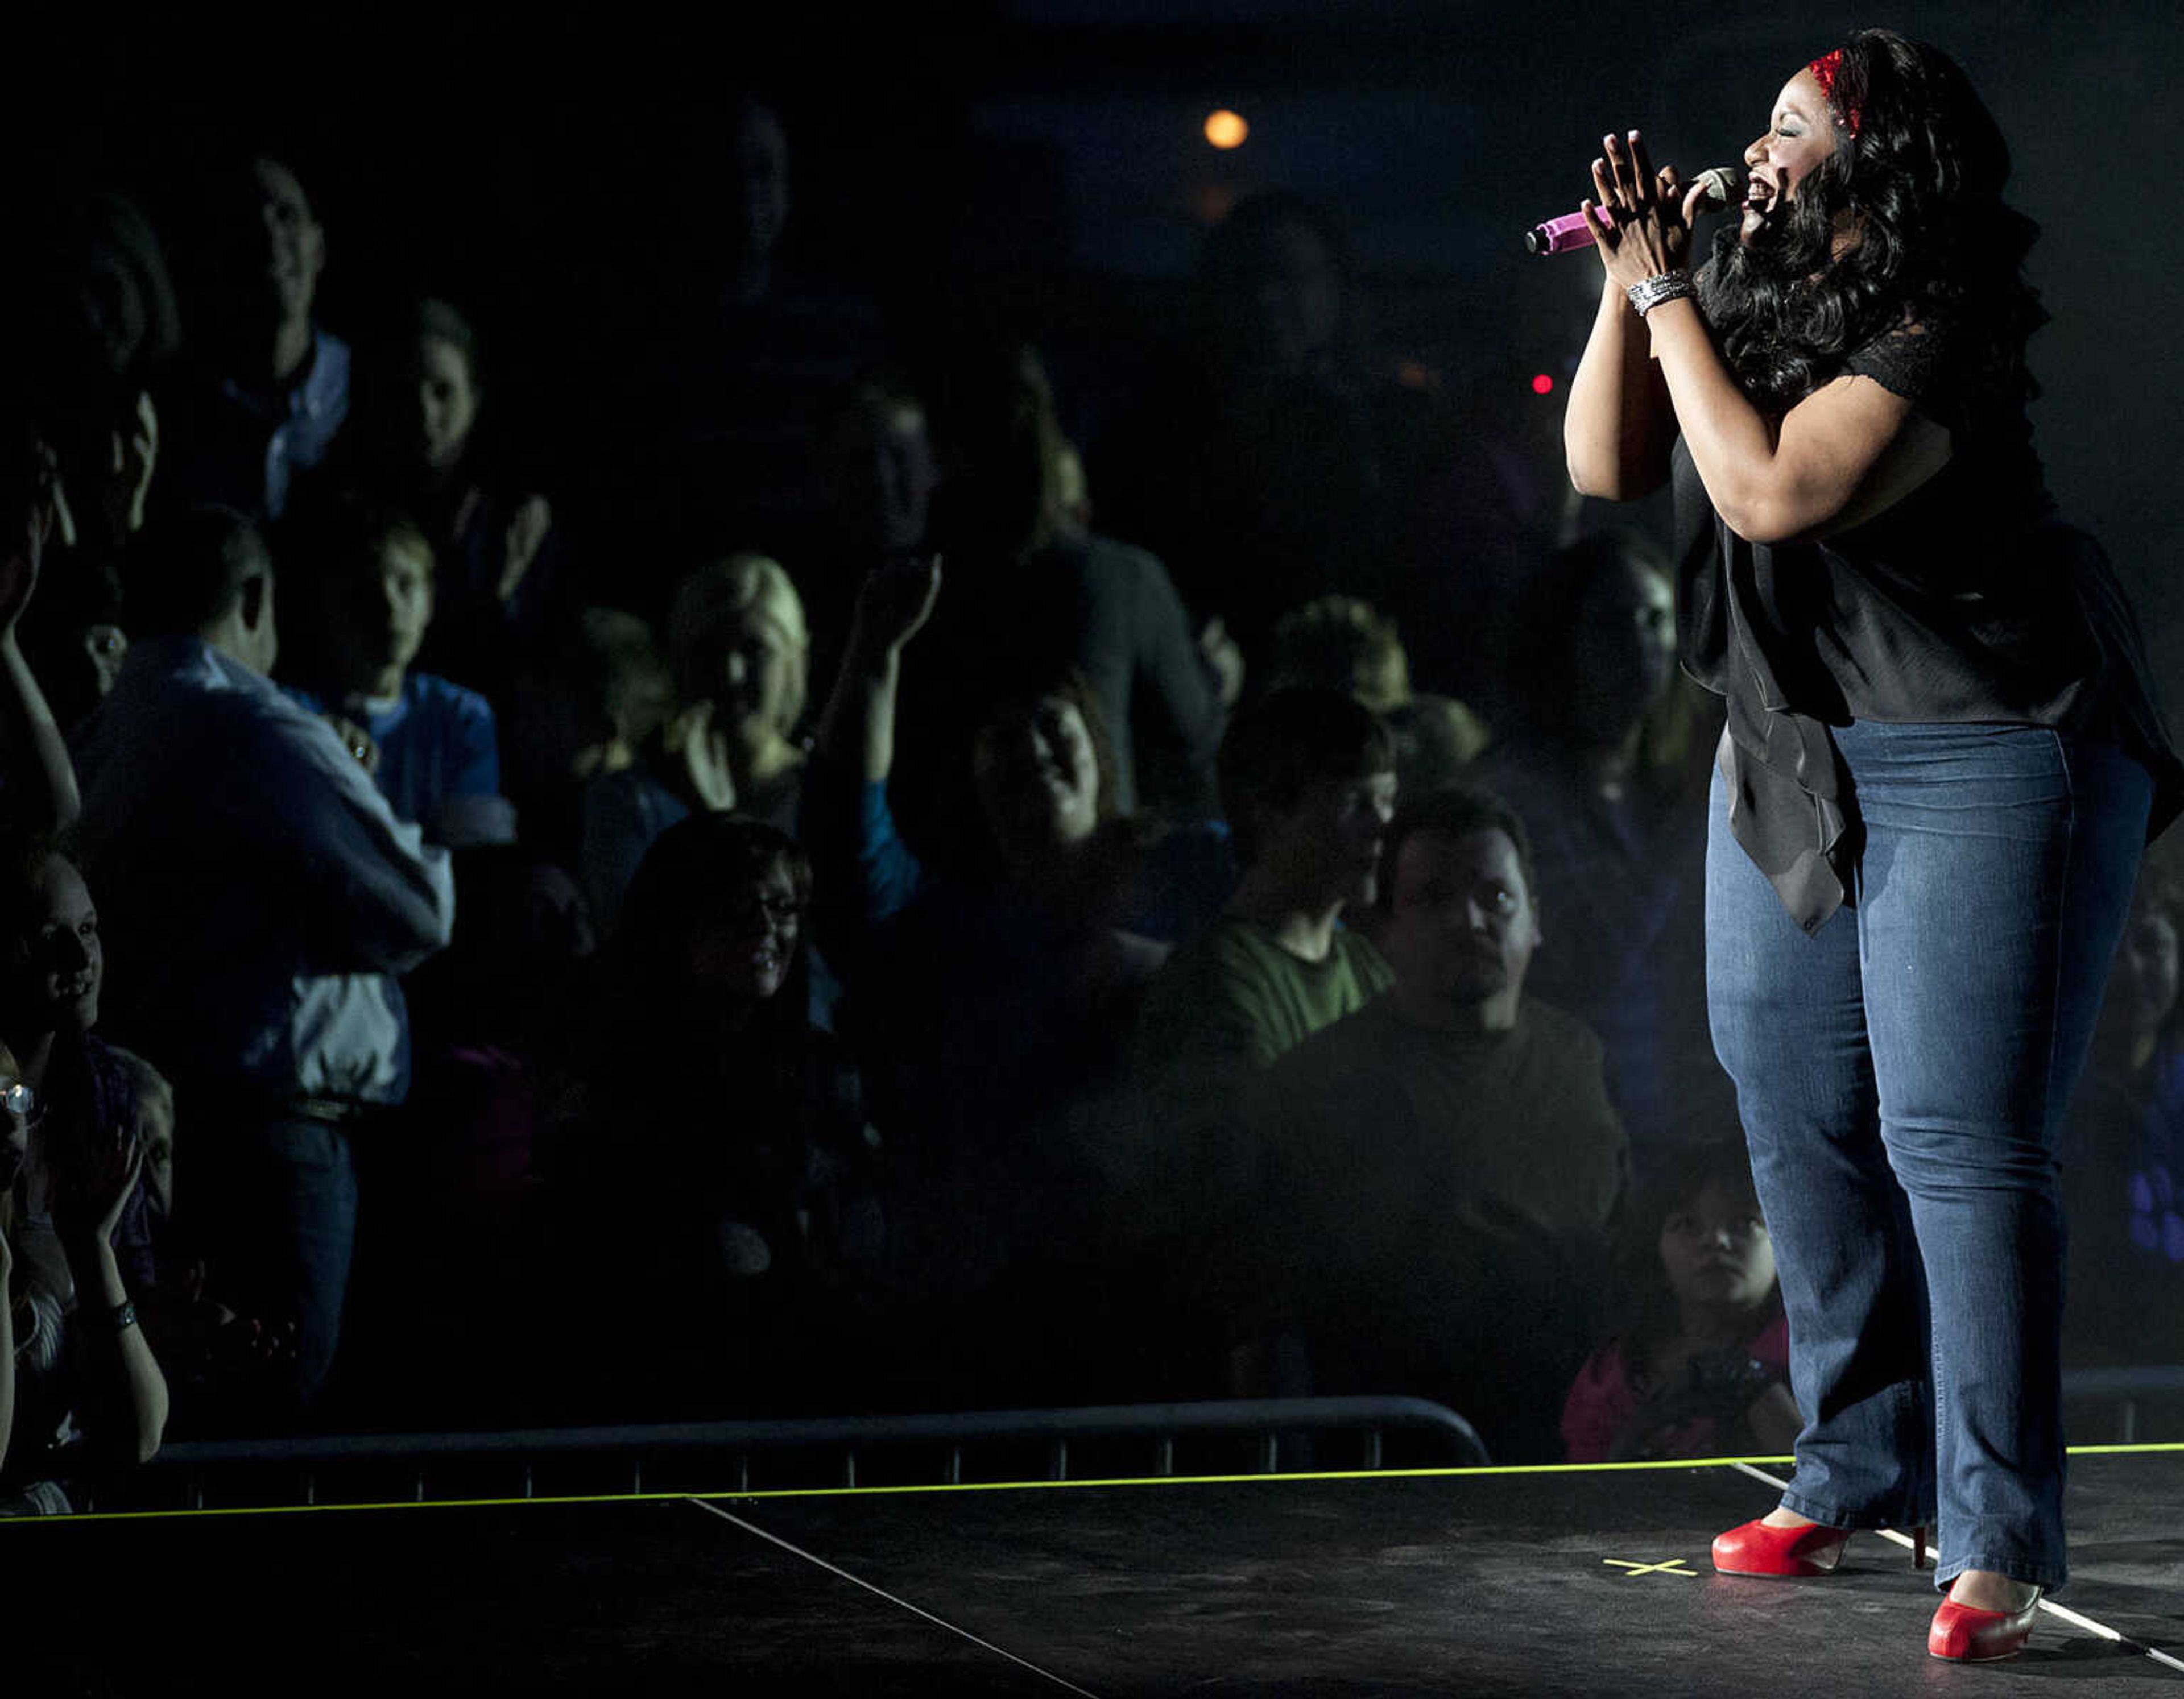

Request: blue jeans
left=194, top=1111, right=361, bottom=1419
left=1706, top=721, right=2150, bottom=1592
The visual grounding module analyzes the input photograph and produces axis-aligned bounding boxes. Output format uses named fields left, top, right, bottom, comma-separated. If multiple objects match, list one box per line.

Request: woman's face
left=975, top=694, right=1102, bottom=855
left=10, top=855, right=102, bottom=1036
left=1658, top=1181, right=1776, bottom=1313
left=1741, top=69, right=1839, bottom=241
left=714, top=607, right=805, bottom=745
left=681, top=857, right=804, bottom=1004
left=416, top=335, right=479, bottom=471
left=2115, top=903, right=2182, bottom=1041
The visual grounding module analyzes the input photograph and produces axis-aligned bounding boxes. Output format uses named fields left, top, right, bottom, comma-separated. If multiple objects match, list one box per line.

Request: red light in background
left=1531, top=373, right=1555, bottom=395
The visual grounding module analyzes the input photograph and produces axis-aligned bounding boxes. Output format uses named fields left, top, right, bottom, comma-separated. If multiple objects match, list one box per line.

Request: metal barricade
left=134, top=1395, right=1491, bottom=1512
left=2061, top=1365, right=2184, bottom=1445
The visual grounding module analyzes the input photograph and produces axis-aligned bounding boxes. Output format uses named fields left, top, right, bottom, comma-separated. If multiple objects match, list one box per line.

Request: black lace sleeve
left=1843, top=320, right=1950, bottom=408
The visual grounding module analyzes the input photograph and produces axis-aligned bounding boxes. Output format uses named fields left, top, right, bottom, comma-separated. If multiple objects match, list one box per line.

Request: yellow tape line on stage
left=10, top=1442, right=2184, bottom=1525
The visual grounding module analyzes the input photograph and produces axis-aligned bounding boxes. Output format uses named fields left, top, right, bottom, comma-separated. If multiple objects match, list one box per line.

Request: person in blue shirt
left=282, top=492, right=514, bottom=848
left=163, top=155, right=349, bottom=523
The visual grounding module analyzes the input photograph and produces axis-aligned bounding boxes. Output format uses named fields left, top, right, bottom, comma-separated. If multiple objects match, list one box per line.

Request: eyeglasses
left=1, top=1080, right=35, bottom=1119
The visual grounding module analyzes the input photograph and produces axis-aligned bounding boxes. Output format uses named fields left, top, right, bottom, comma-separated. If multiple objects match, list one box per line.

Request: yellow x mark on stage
left=1603, top=1556, right=1700, bottom=1578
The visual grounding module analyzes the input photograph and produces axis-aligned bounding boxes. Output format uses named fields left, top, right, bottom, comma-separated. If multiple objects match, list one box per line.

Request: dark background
left=10, top=0, right=2179, bottom=686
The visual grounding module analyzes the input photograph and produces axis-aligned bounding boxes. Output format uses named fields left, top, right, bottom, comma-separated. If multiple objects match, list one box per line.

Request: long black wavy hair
left=1697, top=30, right=2046, bottom=424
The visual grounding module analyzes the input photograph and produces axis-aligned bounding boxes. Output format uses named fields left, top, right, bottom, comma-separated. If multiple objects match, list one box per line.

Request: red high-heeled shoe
left=1711, top=1515, right=1852, bottom=1576
left=1712, top=1516, right=1933, bottom=1576
left=1929, top=1586, right=2042, bottom=1661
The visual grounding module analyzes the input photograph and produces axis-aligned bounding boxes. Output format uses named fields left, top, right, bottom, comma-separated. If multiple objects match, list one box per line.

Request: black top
left=1672, top=309, right=2182, bottom=931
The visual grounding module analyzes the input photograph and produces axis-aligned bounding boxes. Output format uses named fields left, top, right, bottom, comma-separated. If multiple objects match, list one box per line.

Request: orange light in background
left=1204, top=109, right=1250, bottom=150
left=1532, top=373, right=1556, bottom=395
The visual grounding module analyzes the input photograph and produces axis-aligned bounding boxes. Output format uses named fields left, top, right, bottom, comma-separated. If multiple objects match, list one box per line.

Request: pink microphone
left=1524, top=166, right=1740, bottom=256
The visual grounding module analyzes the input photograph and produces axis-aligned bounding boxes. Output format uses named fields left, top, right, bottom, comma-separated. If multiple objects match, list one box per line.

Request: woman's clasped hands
left=1583, top=130, right=1713, bottom=290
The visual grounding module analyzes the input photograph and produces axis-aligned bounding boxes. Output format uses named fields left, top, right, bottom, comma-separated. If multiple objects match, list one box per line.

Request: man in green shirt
left=1250, top=785, right=1628, bottom=1461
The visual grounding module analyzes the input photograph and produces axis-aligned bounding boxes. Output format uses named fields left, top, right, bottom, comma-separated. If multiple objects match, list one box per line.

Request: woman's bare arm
left=1566, top=272, right=1677, bottom=499
left=1644, top=304, right=1951, bottom=542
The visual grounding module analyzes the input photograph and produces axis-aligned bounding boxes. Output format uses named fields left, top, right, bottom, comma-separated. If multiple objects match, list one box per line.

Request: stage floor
left=13, top=1450, right=2182, bottom=1696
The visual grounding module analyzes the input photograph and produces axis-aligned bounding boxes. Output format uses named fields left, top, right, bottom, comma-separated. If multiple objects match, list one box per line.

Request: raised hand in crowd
left=2, top=435, right=82, bottom=834
left=819, top=554, right=941, bottom=785
left=50, top=1122, right=168, bottom=1466
left=499, top=494, right=553, bottom=607
left=1199, top=616, right=1244, bottom=710
left=98, top=390, right=159, bottom=545
left=662, top=698, right=737, bottom=813
left=851, top=552, right=943, bottom=659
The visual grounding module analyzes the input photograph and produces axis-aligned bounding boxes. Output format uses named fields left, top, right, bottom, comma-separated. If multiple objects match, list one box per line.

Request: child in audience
left=1562, top=1139, right=1797, bottom=1463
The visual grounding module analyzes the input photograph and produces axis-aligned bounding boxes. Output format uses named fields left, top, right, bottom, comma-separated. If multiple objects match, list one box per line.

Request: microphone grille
left=1694, top=165, right=1741, bottom=206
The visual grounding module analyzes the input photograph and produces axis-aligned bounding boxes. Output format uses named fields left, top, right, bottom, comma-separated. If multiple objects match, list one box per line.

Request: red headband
left=1808, top=49, right=1863, bottom=137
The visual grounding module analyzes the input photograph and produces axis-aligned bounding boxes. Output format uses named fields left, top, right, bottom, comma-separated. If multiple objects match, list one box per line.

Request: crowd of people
left=0, top=84, right=2176, bottom=1515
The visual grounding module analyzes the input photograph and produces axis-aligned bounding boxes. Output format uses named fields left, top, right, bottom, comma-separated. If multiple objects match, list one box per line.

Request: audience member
left=916, top=341, right=1227, bottom=821
left=1097, top=687, right=1396, bottom=1398
left=18, top=191, right=171, bottom=719
left=1246, top=785, right=1627, bottom=1461
left=1265, top=596, right=1411, bottom=714
left=72, top=505, right=454, bottom=1417
left=1468, top=530, right=1723, bottom=1162
left=0, top=417, right=84, bottom=843
left=335, top=298, right=569, bottom=702
left=496, top=604, right=672, bottom=875
left=162, top=155, right=349, bottom=521
left=1133, top=689, right=1395, bottom=1079
left=1387, top=694, right=1492, bottom=798
left=280, top=493, right=516, bottom=848
left=547, top=815, right=880, bottom=1418
left=666, top=553, right=812, bottom=833
left=1096, top=192, right=1447, bottom=669
left=576, top=603, right=739, bottom=934
left=1562, top=1138, right=1796, bottom=1462
left=0, top=1034, right=167, bottom=1512
left=588, top=91, right=885, bottom=591
left=810, top=558, right=1220, bottom=1399
left=0, top=843, right=156, bottom=1304
left=27, top=190, right=182, bottom=397
left=1263, top=592, right=1488, bottom=803
left=571, top=554, right=811, bottom=934
left=89, top=1044, right=294, bottom=1432
left=806, top=373, right=940, bottom=683
left=2059, top=859, right=2184, bottom=1368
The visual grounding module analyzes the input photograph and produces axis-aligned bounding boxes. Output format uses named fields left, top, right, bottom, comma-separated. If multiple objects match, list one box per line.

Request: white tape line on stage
left=685, top=1496, right=1107, bottom=1697
left=1732, top=1460, right=2184, bottom=1675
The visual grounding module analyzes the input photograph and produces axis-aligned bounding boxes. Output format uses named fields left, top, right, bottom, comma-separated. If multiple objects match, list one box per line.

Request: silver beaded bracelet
left=1627, top=271, right=1697, bottom=317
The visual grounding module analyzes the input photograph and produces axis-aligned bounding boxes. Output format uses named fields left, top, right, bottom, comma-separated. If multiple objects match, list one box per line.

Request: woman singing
left=1564, top=29, right=2181, bottom=1662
